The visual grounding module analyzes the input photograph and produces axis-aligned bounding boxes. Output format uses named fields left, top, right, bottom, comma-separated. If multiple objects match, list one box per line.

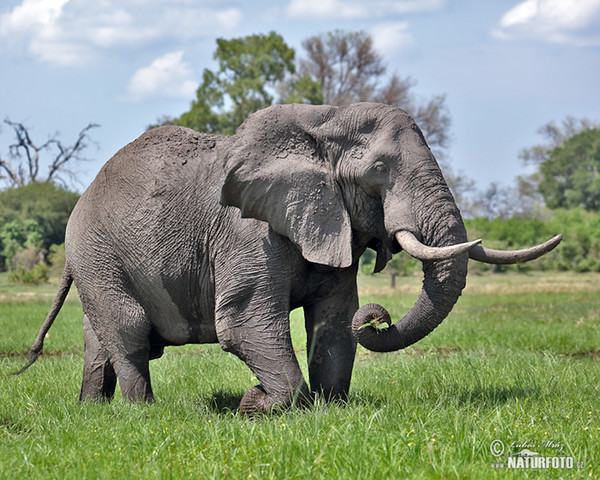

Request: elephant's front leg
left=304, top=277, right=359, bottom=402
left=215, top=296, right=310, bottom=415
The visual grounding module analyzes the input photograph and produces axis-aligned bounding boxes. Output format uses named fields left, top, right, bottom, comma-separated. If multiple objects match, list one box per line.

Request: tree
left=520, top=116, right=599, bottom=167
left=164, top=32, right=321, bottom=135
left=512, top=173, right=548, bottom=218
left=0, top=218, right=43, bottom=265
left=299, top=30, right=386, bottom=106
left=298, top=30, right=451, bottom=156
left=0, top=120, right=99, bottom=188
left=538, top=128, right=600, bottom=210
left=513, top=116, right=600, bottom=214
left=0, top=182, right=80, bottom=269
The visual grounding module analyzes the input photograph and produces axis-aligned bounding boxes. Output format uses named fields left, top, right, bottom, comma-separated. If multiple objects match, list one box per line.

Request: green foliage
left=0, top=225, right=51, bottom=284
left=359, top=248, right=376, bottom=274
left=538, top=128, right=600, bottom=211
left=0, top=182, right=79, bottom=247
left=1, top=219, right=43, bottom=265
left=388, top=252, right=419, bottom=277
left=280, top=74, right=324, bottom=105
left=8, top=262, right=50, bottom=285
left=0, top=182, right=79, bottom=270
left=171, top=32, right=322, bottom=135
left=465, top=208, right=600, bottom=273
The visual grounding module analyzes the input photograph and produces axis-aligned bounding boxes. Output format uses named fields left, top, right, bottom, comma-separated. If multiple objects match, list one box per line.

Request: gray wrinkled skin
left=25, top=103, right=471, bottom=414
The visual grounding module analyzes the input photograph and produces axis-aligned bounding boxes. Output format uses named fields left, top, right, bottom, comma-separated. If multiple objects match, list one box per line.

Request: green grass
left=1, top=271, right=599, bottom=479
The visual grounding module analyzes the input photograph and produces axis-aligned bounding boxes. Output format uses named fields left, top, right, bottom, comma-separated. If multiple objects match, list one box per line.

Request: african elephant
left=18, top=103, right=561, bottom=414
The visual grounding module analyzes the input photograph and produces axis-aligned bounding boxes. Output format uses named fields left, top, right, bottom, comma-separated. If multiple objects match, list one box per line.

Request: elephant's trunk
left=353, top=183, right=469, bottom=352
left=352, top=251, right=468, bottom=352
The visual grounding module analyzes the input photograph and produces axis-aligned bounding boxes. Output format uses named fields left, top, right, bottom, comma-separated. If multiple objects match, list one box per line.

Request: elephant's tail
left=12, top=267, right=74, bottom=375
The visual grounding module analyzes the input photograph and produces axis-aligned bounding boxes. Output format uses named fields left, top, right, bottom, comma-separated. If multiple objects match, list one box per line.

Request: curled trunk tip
left=352, top=303, right=395, bottom=352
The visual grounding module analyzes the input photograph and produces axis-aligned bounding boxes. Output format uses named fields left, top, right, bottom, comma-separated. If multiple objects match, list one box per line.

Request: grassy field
left=0, top=270, right=598, bottom=479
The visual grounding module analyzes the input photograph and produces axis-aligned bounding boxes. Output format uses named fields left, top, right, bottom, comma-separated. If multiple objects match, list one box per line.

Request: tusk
left=469, top=234, right=562, bottom=264
left=396, top=231, right=482, bottom=261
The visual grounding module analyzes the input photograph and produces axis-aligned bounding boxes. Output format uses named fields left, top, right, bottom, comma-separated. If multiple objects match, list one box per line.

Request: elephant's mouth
left=391, top=230, right=562, bottom=264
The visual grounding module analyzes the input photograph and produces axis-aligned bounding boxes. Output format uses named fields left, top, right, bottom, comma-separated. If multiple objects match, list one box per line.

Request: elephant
left=17, top=103, right=561, bottom=414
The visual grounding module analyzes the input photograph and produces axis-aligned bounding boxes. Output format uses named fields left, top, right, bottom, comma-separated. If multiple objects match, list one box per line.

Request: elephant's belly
left=150, top=301, right=218, bottom=345
left=142, top=278, right=218, bottom=345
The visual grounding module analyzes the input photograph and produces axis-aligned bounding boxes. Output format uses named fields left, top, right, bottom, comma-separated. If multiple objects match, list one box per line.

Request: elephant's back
left=87, top=126, right=219, bottom=200
left=72, top=126, right=220, bottom=221
left=65, top=126, right=224, bottom=270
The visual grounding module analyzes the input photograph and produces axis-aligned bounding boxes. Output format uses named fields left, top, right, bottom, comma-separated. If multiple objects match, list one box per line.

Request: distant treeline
left=0, top=183, right=78, bottom=281
left=359, top=208, right=599, bottom=275
left=1, top=184, right=599, bottom=282
left=465, top=209, right=600, bottom=273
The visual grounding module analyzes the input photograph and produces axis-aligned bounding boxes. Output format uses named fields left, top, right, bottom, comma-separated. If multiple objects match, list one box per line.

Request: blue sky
left=1, top=0, right=599, bottom=191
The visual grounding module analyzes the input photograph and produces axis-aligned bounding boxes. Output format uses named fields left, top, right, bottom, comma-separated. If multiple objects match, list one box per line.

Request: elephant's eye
left=373, top=162, right=388, bottom=174
left=361, top=161, right=390, bottom=195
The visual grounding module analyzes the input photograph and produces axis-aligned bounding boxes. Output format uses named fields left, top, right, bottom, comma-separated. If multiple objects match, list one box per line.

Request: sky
left=1, top=0, right=600, bottom=192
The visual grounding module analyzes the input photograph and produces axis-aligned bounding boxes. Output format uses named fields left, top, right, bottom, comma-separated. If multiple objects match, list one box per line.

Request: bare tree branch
left=1, top=120, right=99, bottom=188
left=299, top=31, right=451, bottom=157
left=46, top=123, right=99, bottom=182
left=300, top=31, right=385, bottom=106
left=0, top=155, right=20, bottom=186
left=373, top=73, right=414, bottom=107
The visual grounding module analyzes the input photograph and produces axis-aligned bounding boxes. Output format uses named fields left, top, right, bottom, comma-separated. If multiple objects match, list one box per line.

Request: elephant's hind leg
left=80, top=314, right=117, bottom=402
left=83, top=292, right=155, bottom=403
left=109, top=302, right=154, bottom=403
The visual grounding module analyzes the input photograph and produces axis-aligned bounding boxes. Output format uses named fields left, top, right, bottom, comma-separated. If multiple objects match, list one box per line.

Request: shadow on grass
left=197, top=390, right=243, bottom=414
left=191, top=384, right=542, bottom=415
left=1, top=417, right=33, bottom=436
left=454, top=384, right=541, bottom=406
left=347, top=391, right=389, bottom=409
left=346, top=384, right=542, bottom=410
left=197, top=390, right=394, bottom=416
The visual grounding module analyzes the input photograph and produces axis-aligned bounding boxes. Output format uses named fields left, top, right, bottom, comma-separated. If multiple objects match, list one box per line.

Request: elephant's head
left=220, top=103, right=561, bottom=352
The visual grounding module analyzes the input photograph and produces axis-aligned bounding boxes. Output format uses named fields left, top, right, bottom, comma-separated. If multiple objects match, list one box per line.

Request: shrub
left=9, top=262, right=50, bottom=285
left=10, top=244, right=44, bottom=271
left=465, top=208, right=600, bottom=272
left=0, top=182, right=79, bottom=270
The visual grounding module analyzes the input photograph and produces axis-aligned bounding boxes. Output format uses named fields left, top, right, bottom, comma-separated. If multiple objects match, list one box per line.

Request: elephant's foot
left=239, top=384, right=314, bottom=416
left=239, top=385, right=275, bottom=416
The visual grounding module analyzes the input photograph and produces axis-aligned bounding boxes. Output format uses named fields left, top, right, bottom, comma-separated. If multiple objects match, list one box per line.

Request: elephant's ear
left=220, top=105, right=353, bottom=268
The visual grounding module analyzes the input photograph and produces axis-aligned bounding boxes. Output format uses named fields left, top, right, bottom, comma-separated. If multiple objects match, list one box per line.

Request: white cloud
left=127, top=51, right=197, bottom=101
left=287, top=0, right=365, bottom=19
left=370, top=22, right=416, bottom=55
left=0, top=0, right=243, bottom=66
left=0, top=0, right=67, bottom=34
left=215, top=8, right=243, bottom=30
left=494, top=0, right=600, bottom=45
left=287, top=0, right=444, bottom=19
